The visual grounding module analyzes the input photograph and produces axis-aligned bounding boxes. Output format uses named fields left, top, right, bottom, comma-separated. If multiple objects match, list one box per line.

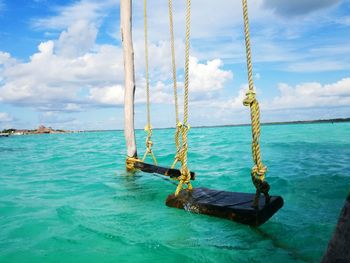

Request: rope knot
left=144, top=124, right=152, bottom=132
left=175, top=166, right=192, bottom=196
left=251, top=165, right=270, bottom=207
left=180, top=167, right=191, bottom=183
left=126, top=156, right=140, bottom=172
left=243, top=90, right=256, bottom=106
left=251, top=165, right=267, bottom=179
left=182, top=124, right=190, bottom=132
left=146, top=140, right=153, bottom=148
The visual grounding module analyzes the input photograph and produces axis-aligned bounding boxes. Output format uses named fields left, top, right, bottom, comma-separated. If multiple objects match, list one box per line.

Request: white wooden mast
left=120, top=0, right=137, bottom=158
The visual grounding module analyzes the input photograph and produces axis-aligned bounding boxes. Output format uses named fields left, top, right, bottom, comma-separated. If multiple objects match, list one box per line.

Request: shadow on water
left=252, top=227, right=314, bottom=263
left=118, top=169, right=178, bottom=187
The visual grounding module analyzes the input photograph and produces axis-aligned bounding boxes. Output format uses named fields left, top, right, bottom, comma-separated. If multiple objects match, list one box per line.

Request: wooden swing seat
left=166, top=187, right=283, bottom=227
left=134, top=161, right=195, bottom=180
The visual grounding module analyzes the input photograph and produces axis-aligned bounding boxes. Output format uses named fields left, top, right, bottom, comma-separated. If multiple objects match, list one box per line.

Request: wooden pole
left=322, top=193, right=350, bottom=263
left=121, top=0, right=137, bottom=159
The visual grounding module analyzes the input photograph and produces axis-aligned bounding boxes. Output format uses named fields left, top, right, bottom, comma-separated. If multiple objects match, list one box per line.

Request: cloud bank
left=0, top=0, right=349, bottom=129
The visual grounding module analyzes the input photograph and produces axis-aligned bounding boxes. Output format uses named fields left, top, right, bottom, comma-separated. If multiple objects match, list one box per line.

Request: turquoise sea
left=1, top=122, right=350, bottom=263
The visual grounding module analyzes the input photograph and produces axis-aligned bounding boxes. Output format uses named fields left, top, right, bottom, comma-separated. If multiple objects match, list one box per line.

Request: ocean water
left=0, top=122, right=349, bottom=263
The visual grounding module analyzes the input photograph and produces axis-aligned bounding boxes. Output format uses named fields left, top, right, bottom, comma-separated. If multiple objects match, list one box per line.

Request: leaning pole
left=322, top=193, right=350, bottom=262
left=121, top=0, right=137, bottom=161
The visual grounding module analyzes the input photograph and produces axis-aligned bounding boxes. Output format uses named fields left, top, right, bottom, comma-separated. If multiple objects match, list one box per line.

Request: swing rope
left=168, top=0, right=183, bottom=170
left=142, top=0, right=157, bottom=165
left=175, top=0, right=192, bottom=196
left=242, top=0, right=270, bottom=207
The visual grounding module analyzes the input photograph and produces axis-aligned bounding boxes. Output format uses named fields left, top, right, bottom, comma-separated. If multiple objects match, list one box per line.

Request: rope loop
left=126, top=156, right=140, bottom=171
left=182, top=123, right=190, bottom=132
left=251, top=173, right=271, bottom=208
left=243, top=90, right=256, bottom=106
left=144, top=124, right=152, bottom=132
left=251, top=165, right=267, bottom=180
left=142, top=124, right=158, bottom=165
left=175, top=167, right=192, bottom=196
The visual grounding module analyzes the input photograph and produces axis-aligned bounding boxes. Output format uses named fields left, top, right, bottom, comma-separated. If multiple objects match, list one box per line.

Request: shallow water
left=0, top=123, right=349, bottom=263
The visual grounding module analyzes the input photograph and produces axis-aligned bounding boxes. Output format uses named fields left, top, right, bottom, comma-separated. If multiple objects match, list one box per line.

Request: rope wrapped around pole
left=242, top=0, right=270, bottom=207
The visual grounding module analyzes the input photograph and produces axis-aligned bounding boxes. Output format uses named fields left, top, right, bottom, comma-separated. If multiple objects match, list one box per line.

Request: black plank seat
left=166, top=187, right=283, bottom=227
left=134, top=161, right=195, bottom=180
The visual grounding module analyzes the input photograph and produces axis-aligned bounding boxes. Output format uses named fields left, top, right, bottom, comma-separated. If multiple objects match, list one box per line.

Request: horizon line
left=82, top=117, right=350, bottom=132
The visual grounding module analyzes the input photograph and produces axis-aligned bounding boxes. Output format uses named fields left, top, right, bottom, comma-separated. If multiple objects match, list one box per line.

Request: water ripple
left=0, top=123, right=349, bottom=262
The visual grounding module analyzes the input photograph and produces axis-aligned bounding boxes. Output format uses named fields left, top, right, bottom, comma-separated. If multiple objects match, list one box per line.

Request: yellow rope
left=142, top=0, right=157, bottom=165
left=242, top=0, right=270, bottom=207
left=126, top=156, right=140, bottom=171
left=168, top=0, right=182, bottom=170
left=168, top=0, right=179, bottom=127
left=175, top=0, right=192, bottom=196
left=141, top=125, right=158, bottom=165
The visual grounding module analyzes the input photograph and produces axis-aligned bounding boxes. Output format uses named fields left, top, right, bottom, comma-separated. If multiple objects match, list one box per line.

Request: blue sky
left=0, top=0, right=350, bottom=130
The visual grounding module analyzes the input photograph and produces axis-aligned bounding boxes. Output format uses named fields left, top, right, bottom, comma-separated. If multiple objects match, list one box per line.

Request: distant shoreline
left=83, top=117, right=350, bottom=132
left=2, top=118, right=349, bottom=135
left=1, top=125, right=72, bottom=136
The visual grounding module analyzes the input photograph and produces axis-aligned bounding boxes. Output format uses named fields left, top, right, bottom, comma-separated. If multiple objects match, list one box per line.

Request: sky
left=0, top=0, right=350, bottom=130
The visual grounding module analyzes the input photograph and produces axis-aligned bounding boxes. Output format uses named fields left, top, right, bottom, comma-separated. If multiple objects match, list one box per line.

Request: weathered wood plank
left=166, top=187, right=283, bottom=227
left=134, top=161, right=195, bottom=180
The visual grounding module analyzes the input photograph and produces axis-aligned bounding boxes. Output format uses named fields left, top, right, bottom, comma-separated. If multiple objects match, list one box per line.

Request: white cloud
left=32, top=0, right=116, bottom=30
left=1, top=1, right=233, bottom=112
left=56, top=20, right=98, bottom=57
left=136, top=81, right=173, bottom=104
left=129, top=0, right=350, bottom=72
left=1, top=0, right=350, bottom=130
left=203, top=78, right=350, bottom=116
left=0, top=38, right=124, bottom=109
left=133, top=39, right=185, bottom=82
left=89, top=85, right=124, bottom=106
left=189, top=57, right=233, bottom=92
left=134, top=57, right=233, bottom=105
left=208, top=86, right=247, bottom=110
left=269, top=78, right=350, bottom=109
left=131, top=0, right=269, bottom=41
left=0, top=51, right=17, bottom=68
left=0, top=112, right=13, bottom=122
